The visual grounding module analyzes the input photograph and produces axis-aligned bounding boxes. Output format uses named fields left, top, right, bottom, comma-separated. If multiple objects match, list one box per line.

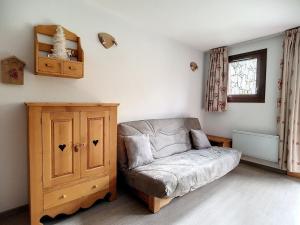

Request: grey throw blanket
left=124, top=147, right=241, bottom=198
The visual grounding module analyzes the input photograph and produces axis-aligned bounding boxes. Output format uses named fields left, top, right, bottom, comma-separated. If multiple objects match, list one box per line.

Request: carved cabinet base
left=26, top=103, right=118, bottom=225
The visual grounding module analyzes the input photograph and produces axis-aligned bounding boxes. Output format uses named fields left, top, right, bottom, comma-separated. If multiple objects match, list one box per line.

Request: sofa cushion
left=190, top=129, right=211, bottom=149
left=124, top=135, right=154, bottom=169
left=123, top=147, right=241, bottom=198
left=118, top=118, right=201, bottom=170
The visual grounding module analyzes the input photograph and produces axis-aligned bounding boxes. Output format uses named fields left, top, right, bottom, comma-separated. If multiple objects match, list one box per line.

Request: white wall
left=202, top=35, right=283, bottom=138
left=0, top=0, right=204, bottom=212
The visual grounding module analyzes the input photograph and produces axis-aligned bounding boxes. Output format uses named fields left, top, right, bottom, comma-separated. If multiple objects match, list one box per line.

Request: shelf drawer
left=63, top=61, right=83, bottom=77
left=43, top=176, right=109, bottom=210
left=38, top=57, right=61, bottom=74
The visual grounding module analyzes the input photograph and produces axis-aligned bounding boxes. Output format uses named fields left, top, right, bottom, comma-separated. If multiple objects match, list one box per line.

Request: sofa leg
left=148, top=196, right=173, bottom=213
left=131, top=188, right=173, bottom=213
left=148, top=196, right=160, bottom=213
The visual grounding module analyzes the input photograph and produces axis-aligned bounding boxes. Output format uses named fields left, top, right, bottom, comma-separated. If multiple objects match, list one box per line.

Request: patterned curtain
left=205, top=47, right=229, bottom=112
left=277, top=27, right=300, bottom=172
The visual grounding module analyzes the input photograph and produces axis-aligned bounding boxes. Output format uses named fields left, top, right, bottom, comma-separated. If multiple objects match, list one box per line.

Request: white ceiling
left=96, top=0, right=300, bottom=51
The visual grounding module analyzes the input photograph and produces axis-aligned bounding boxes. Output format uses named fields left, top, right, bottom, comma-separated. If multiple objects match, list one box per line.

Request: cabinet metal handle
left=74, top=144, right=80, bottom=152
left=74, top=144, right=85, bottom=152
left=69, top=66, right=76, bottom=70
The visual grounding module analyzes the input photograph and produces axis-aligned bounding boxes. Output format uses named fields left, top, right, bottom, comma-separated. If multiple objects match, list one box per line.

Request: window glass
left=228, top=58, right=257, bottom=95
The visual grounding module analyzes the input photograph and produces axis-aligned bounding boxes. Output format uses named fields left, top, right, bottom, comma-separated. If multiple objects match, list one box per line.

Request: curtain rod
left=210, top=46, right=227, bottom=50
left=286, top=26, right=300, bottom=32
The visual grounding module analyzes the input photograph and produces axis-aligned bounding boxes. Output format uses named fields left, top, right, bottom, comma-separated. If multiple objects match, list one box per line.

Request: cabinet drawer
left=63, top=61, right=83, bottom=77
left=44, top=176, right=109, bottom=210
left=38, top=57, right=61, bottom=74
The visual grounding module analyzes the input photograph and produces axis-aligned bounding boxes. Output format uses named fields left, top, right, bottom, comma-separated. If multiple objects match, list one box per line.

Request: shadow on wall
left=0, top=20, right=37, bottom=211
left=0, top=103, right=28, bottom=210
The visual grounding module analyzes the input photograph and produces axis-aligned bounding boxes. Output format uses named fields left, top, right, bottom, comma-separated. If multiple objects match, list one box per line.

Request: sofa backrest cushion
left=118, top=118, right=201, bottom=170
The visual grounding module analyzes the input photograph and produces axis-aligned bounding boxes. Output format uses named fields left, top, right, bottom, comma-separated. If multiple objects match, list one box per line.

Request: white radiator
left=232, top=130, right=279, bottom=168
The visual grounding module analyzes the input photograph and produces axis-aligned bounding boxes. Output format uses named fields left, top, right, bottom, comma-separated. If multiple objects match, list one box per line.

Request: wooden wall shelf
left=34, top=25, right=84, bottom=79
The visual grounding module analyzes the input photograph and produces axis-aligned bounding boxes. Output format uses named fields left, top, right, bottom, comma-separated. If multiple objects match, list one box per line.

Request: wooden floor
left=2, top=163, right=300, bottom=225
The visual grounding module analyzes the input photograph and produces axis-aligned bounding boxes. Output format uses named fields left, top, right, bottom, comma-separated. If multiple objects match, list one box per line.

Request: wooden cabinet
left=26, top=103, right=118, bottom=225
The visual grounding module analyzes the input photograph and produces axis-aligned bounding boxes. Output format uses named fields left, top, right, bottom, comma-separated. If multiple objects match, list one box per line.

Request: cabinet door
left=80, top=111, right=110, bottom=177
left=42, top=112, right=80, bottom=188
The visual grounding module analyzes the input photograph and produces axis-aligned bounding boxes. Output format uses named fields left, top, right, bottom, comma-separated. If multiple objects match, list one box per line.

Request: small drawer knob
left=92, top=185, right=98, bottom=189
left=60, top=194, right=67, bottom=199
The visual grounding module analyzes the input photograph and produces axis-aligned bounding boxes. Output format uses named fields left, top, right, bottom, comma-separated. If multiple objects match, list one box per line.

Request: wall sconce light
left=98, top=32, right=118, bottom=49
left=190, top=62, right=198, bottom=71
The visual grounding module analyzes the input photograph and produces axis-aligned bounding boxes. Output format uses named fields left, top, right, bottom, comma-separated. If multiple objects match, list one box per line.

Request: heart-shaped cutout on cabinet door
left=93, top=140, right=99, bottom=146
left=59, top=144, right=66, bottom=151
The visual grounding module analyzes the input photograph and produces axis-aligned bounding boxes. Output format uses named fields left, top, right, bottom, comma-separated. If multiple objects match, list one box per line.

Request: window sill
left=227, top=95, right=265, bottom=103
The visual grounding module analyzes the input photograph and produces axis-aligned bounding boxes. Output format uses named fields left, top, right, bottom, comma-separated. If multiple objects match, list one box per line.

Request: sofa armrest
left=207, top=135, right=232, bottom=148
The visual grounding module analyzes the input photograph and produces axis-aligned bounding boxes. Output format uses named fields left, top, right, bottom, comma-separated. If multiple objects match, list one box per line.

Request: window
left=227, top=49, right=267, bottom=102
